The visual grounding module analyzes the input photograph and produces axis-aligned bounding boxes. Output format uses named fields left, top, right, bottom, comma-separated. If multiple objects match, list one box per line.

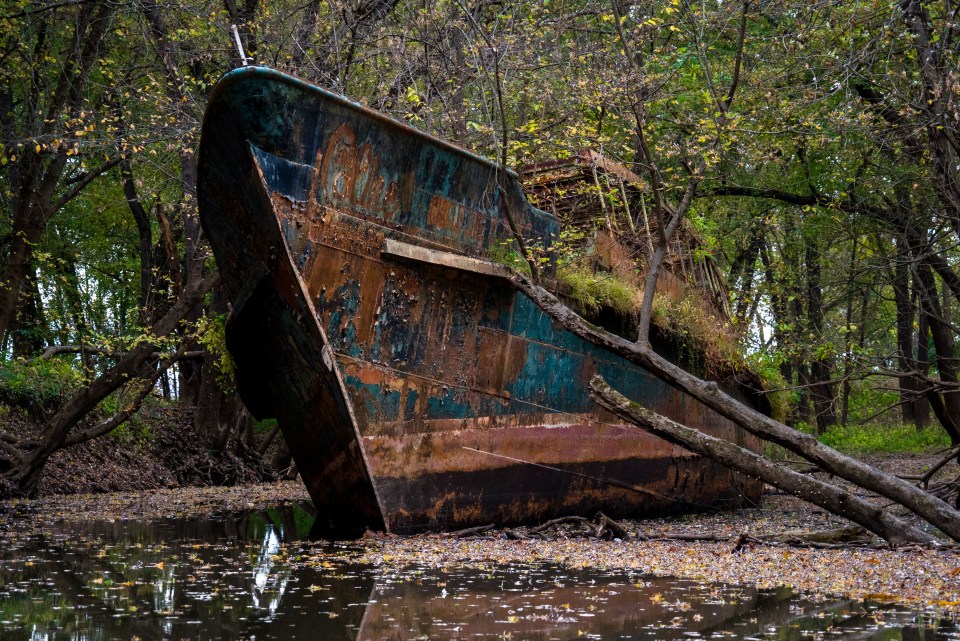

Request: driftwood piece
left=920, top=445, right=960, bottom=487
left=643, top=532, right=734, bottom=542
left=763, top=526, right=869, bottom=545
left=596, top=512, right=630, bottom=539
left=442, top=523, right=496, bottom=538
left=528, top=516, right=590, bottom=534
left=589, top=375, right=939, bottom=546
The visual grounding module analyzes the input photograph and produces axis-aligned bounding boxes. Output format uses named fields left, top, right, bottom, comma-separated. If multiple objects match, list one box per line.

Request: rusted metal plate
left=198, top=67, right=763, bottom=535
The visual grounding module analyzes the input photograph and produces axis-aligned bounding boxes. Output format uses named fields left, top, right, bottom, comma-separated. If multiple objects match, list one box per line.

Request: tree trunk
left=10, top=265, right=47, bottom=358
left=795, top=361, right=811, bottom=426
left=728, top=220, right=764, bottom=325
left=893, top=251, right=919, bottom=425
left=121, top=157, right=154, bottom=321
left=140, top=0, right=208, bottom=406
left=899, top=0, right=960, bottom=230
left=0, top=2, right=115, bottom=346
left=760, top=241, right=794, bottom=421
left=589, top=376, right=937, bottom=545
left=192, top=351, right=226, bottom=445
left=270, top=440, right=296, bottom=478
left=914, top=308, right=931, bottom=427
left=914, top=261, right=960, bottom=443
left=805, top=234, right=836, bottom=433
left=0, top=204, right=53, bottom=349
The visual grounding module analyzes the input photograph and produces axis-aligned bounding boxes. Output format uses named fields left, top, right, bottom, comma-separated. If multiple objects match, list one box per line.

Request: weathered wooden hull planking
left=197, top=67, right=763, bottom=535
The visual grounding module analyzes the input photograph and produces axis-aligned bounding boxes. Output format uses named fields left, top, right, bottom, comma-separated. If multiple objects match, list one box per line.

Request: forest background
left=0, top=0, right=958, bottom=499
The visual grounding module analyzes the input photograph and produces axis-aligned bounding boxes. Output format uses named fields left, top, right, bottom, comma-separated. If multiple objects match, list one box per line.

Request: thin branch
left=1, top=0, right=102, bottom=20
left=41, top=345, right=126, bottom=360
left=919, top=445, right=960, bottom=487
left=47, top=155, right=123, bottom=218
left=40, top=344, right=206, bottom=361
left=63, top=346, right=185, bottom=447
left=722, top=0, right=750, bottom=112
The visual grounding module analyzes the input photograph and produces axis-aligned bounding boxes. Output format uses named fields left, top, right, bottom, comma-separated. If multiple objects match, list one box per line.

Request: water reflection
left=0, top=503, right=955, bottom=640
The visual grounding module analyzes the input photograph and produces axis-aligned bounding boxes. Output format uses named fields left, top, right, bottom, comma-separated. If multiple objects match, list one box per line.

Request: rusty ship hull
left=197, top=67, right=762, bottom=535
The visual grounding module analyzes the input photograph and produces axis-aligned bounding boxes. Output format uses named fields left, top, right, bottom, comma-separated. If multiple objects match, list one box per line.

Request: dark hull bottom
left=373, top=455, right=756, bottom=533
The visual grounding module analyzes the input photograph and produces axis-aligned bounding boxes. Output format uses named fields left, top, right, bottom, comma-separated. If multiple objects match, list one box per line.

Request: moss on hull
left=552, top=261, right=783, bottom=420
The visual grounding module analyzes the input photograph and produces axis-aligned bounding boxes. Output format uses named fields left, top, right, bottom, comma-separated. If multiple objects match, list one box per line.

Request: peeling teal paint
left=426, top=386, right=474, bottom=420
left=403, top=388, right=419, bottom=418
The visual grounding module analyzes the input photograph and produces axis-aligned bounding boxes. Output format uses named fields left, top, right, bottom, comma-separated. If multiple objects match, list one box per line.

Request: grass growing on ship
left=547, top=259, right=790, bottom=419
left=557, top=267, right=640, bottom=317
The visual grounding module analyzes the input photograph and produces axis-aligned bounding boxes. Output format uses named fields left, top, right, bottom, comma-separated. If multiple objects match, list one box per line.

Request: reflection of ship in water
left=265, top=564, right=941, bottom=641
left=352, top=572, right=763, bottom=641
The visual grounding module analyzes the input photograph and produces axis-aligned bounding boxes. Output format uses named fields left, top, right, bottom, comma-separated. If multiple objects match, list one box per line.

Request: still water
left=0, top=503, right=955, bottom=640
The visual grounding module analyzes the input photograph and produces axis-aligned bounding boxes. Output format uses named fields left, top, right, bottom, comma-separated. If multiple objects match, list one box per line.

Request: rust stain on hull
left=198, top=67, right=764, bottom=535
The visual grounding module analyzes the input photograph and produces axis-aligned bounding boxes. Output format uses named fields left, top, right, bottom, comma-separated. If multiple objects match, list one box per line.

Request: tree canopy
left=1, top=0, right=959, bottom=507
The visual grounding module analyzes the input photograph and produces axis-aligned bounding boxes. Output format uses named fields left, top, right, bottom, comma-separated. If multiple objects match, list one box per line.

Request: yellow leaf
left=862, top=593, right=897, bottom=602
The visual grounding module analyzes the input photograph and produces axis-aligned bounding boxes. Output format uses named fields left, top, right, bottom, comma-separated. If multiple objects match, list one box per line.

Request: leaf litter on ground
left=1, top=452, right=959, bottom=617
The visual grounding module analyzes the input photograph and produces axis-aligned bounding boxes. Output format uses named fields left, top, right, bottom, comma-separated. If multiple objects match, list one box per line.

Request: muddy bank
left=1, top=403, right=280, bottom=497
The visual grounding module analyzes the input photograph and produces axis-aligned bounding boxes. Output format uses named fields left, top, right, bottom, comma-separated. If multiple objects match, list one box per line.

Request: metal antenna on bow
left=231, top=24, right=250, bottom=66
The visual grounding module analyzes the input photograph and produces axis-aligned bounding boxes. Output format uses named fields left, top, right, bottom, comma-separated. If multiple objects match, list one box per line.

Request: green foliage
left=487, top=241, right=531, bottom=276
left=196, top=314, right=236, bottom=393
left=652, top=292, right=745, bottom=379
left=820, top=423, right=952, bottom=454
left=557, top=267, right=639, bottom=317
left=842, top=384, right=900, bottom=427
left=745, top=352, right=794, bottom=423
left=255, top=418, right=278, bottom=433
left=106, top=396, right=164, bottom=446
left=0, top=359, right=83, bottom=414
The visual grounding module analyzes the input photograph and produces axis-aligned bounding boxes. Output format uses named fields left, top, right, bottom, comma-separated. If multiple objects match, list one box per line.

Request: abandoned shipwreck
left=197, top=66, right=763, bottom=535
